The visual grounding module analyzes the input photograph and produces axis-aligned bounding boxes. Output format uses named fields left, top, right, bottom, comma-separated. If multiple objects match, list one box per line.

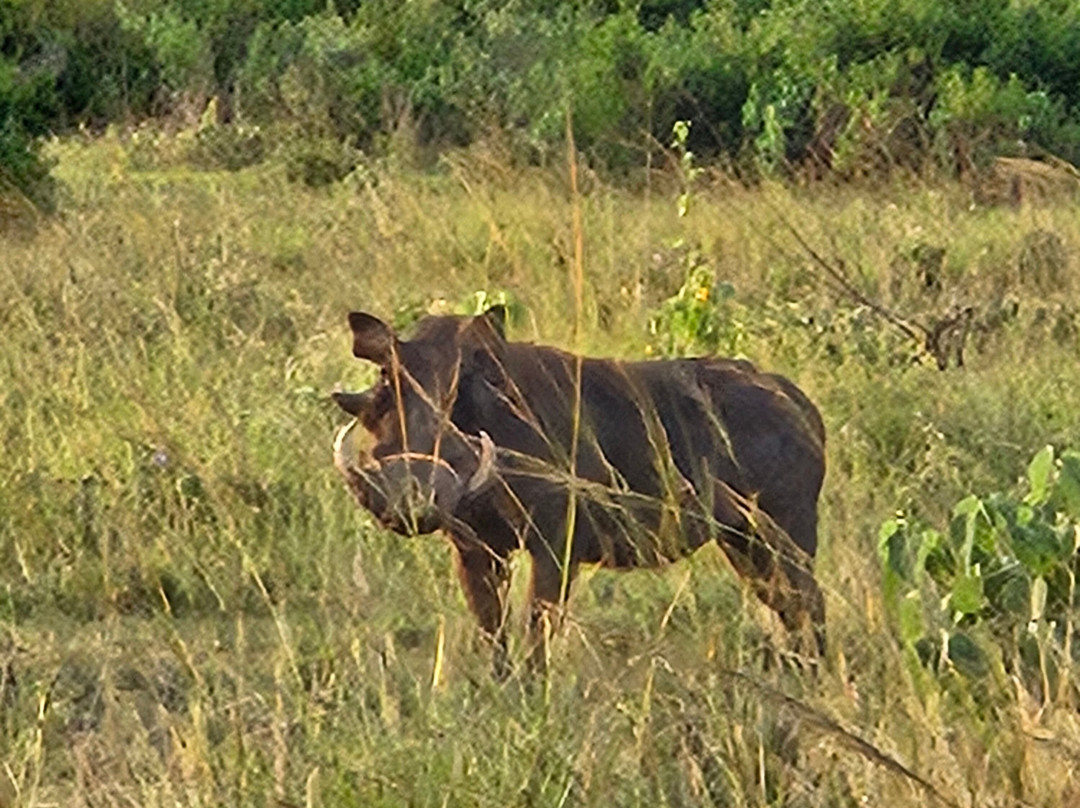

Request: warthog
left=333, top=307, right=827, bottom=674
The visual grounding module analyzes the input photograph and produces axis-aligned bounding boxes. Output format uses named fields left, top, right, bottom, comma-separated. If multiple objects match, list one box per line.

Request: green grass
left=1, top=133, right=1078, bottom=806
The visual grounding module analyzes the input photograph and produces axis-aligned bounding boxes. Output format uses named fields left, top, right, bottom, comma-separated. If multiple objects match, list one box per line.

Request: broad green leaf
left=952, top=495, right=991, bottom=571
left=1011, top=520, right=1072, bottom=577
left=924, top=534, right=957, bottom=588
left=1025, top=445, right=1054, bottom=505
left=1057, top=451, right=1080, bottom=519
left=983, top=562, right=1029, bottom=617
left=948, top=632, right=990, bottom=679
left=916, top=527, right=946, bottom=581
left=953, top=494, right=982, bottom=518
left=1016, top=503, right=1035, bottom=527
left=898, top=592, right=924, bottom=644
left=878, top=518, right=907, bottom=578
left=950, top=570, right=984, bottom=616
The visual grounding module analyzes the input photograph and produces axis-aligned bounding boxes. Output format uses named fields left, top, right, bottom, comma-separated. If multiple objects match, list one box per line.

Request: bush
left=1, top=58, right=57, bottom=211
left=880, top=445, right=1080, bottom=700
left=9, top=0, right=1080, bottom=196
left=647, top=250, right=746, bottom=358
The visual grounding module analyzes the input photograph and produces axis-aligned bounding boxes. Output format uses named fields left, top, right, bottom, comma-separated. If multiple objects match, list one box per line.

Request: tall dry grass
left=0, top=132, right=1078, bottom=806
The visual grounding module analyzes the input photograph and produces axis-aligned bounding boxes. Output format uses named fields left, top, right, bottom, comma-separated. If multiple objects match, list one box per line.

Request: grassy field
left=1, top=133, right=1079, bottom=807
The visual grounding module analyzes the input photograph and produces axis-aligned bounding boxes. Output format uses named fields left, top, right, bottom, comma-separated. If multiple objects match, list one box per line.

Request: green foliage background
left=5, top=0, right=1080, bottom=203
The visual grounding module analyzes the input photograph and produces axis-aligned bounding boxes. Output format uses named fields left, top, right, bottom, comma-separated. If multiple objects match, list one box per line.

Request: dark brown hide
left=333, top=309, right=827, bottom=672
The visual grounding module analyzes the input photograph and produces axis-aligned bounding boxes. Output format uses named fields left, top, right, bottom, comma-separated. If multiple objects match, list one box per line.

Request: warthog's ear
left=465, top=307, right=508, bottom=388
left=331, top=388, right=373, bottom=417
left=480, top=305, right=507, bottom=340
left=348, top=312, right=395, bottom=363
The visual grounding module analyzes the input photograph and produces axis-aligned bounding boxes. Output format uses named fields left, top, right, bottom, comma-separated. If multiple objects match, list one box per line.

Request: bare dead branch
left=775, top=215, right=927, bottom=344
left=766, top=209, right=978, bottom=371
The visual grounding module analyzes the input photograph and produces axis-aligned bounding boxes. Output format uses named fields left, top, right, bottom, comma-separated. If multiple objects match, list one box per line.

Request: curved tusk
left=466, top=430, right=497, bottom=494
left=333, top=419, right=361, bottom=477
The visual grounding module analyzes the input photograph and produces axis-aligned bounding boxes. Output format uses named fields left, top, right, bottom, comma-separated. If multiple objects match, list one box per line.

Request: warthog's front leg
left=525, top=547, right=577, bottom=677
left=452, top=542, right=511, bottom=680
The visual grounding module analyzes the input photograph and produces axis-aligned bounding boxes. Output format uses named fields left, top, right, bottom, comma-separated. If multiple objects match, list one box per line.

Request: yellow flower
left=644, top=344, right=654, bottom=356
left=694, top=286, right=710, bottom=302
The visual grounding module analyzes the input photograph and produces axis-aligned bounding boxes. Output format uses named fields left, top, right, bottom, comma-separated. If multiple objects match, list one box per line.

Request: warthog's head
left=331, top=308, right=507, bottom=535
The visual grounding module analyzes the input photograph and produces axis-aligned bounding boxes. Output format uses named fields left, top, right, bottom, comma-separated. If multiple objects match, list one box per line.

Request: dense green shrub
left=6, top=0, right=1080, bottom=197
left=1, top=57, right=56, bottom=210
left=880, top=446, right=1080, bottom=699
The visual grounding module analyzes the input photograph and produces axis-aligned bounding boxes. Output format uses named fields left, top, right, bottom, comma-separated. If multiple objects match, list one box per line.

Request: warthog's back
left=490, top=345, right=825, bottom=558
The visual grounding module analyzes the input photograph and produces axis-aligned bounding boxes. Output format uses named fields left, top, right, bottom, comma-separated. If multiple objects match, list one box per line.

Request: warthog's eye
left=379, top=367, right=390, bottom=386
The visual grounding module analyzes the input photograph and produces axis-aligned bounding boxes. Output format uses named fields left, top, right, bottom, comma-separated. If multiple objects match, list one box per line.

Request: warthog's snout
left=333, top=419, right=495, bottom=535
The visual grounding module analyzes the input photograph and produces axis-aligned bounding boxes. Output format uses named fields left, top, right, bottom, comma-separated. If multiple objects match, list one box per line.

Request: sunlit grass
left=1, top=132, right=1078, bottom=805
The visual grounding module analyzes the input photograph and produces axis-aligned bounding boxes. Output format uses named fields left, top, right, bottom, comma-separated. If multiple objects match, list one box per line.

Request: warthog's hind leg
left=708, top=480, right=827, bottom=660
